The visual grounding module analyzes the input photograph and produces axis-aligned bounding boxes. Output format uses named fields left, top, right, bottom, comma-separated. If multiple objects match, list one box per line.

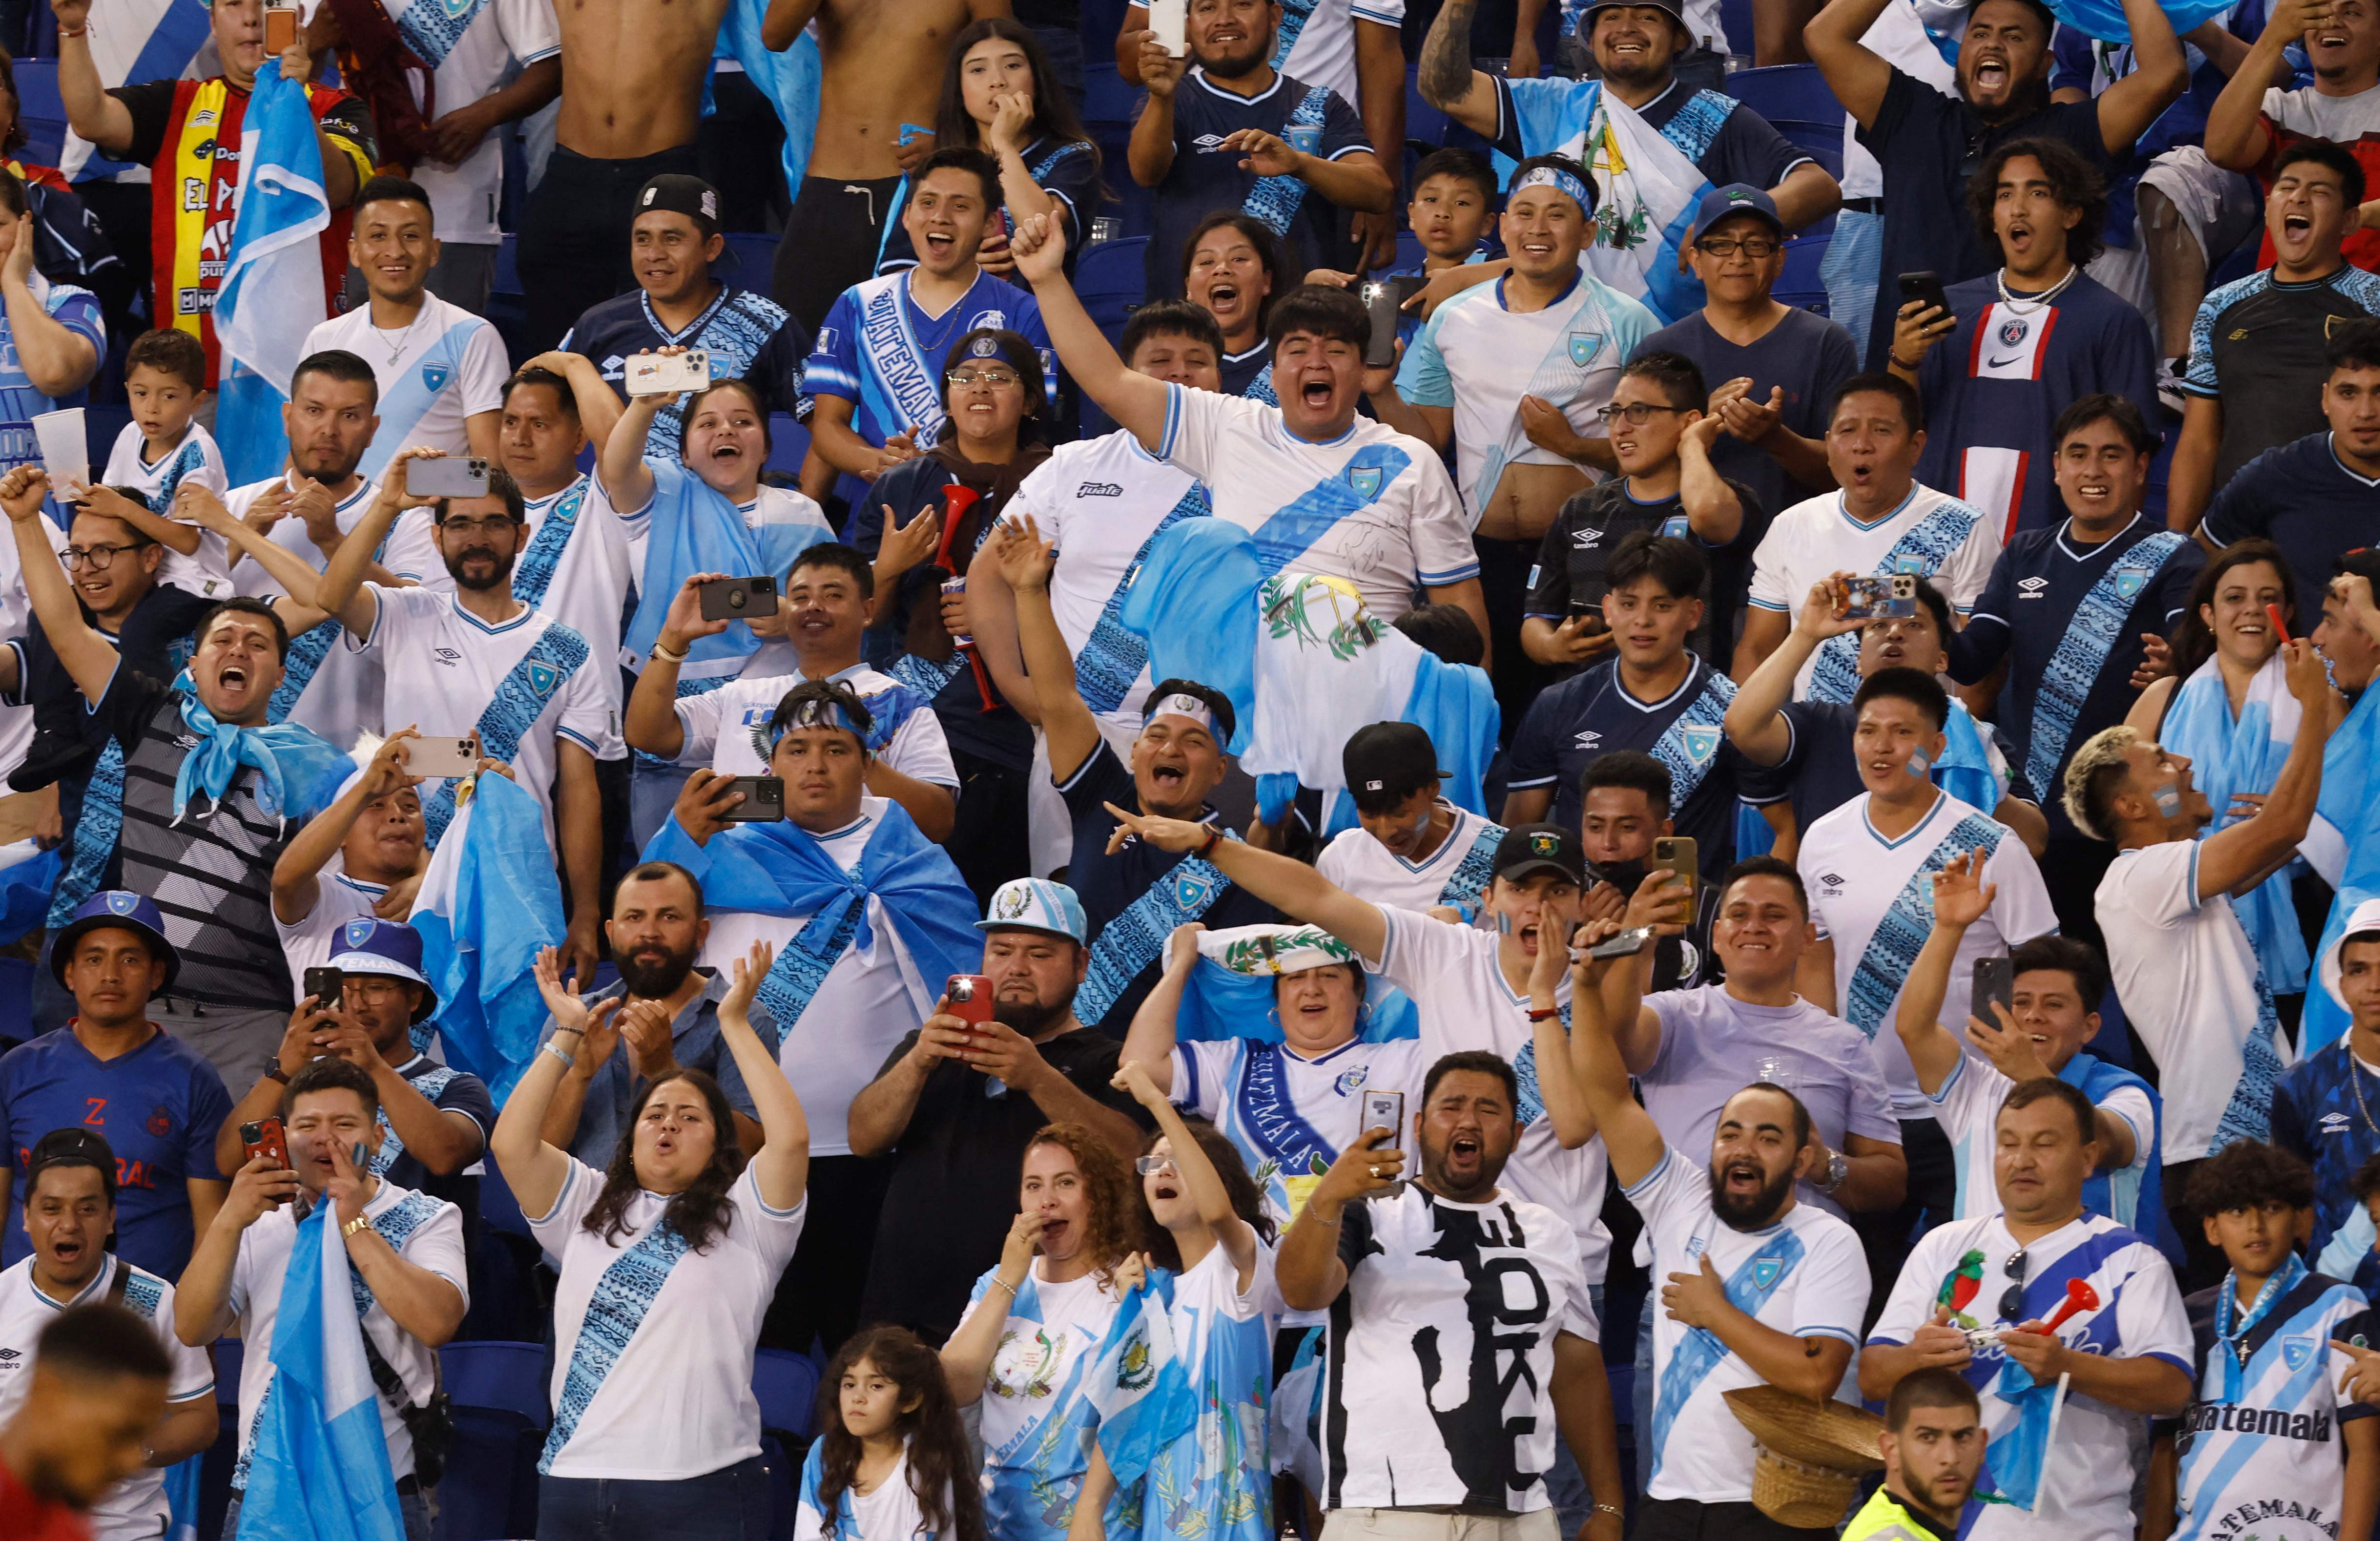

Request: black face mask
left=1590, top=857, right=1648, bottom=895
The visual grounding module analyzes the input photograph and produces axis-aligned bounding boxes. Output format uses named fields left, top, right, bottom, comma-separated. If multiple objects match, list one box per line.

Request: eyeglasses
left=949, top=368, right=1023, bottom=388
left=1694, top=237, right=1780, bottom=259
left=1133, top=1154, right=1178, bottom=1176
left=437, top=515, right=519, bottom=537
left=1595, top=402, right=1691, bottom=426
left=344, top=978, right=412, bottom=1004
left=1998, top=1248, right=2027, bottom=1320
left=62, top=541, right=144, bottom=571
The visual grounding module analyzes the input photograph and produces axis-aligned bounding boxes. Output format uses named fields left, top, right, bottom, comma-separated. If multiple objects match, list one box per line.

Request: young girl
left=796, top=1327, right=986, bottom=1541
left=1070, top=1061, right=1282, bottom=1541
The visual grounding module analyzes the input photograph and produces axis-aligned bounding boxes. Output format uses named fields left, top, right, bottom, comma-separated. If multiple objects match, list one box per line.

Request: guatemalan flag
left=211, top=66, right=331, bottom=489
left=1087, top=1273, right=1198, bottom=1490
left=2302, top=686, right=2380, bottom=1053
left=237, top=1201, right=407, bottom=1541
left=410, top=769, right=566, bottom=1102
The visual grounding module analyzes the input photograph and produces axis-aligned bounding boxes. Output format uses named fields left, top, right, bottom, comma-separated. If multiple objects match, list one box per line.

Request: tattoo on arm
left=1421, top=0, right=1481, bottom=106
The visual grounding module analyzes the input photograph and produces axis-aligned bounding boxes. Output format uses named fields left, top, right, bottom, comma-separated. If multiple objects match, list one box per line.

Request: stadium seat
left=1076, top=234, right=1148, bottom=344
left=766, top=413, right=811, bottom=480
left=754, top=1348, right=822, bottom=1541
left=12, top=59, right=65, bottom=170
left=1085, top=61, right=1140, bottom=130
left=1772, top=229, right=1833, bottom=315
left=719, top=232, right=778, bottom=290
left=1405, top=65, right=1448, bottom=151
left=434, top=1341, right=551, bottom=1541
left=1722, top=62, right=1845, bottom=125
left=1718, top=0, right=1754, bottom=58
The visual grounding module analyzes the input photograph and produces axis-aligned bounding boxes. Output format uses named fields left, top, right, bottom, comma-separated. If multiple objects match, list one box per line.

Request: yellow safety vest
left=1841, top=1486, right=1949, bottom=1541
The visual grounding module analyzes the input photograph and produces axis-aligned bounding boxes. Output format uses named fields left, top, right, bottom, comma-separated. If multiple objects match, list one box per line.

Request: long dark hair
left=933, top=18, right=1100, bottom=174
left=580, top=1068, right=745, bottom=1252
left=1180, top=212, right=1284, bottom=338
left=812, top=1327, right=987, bottom=1541
left=1136, top=1114, right=1275, bottom=1273
left=2167, top=538, right=2295, bottom=684
left=1025, top=1123, right=1142, bottom=1286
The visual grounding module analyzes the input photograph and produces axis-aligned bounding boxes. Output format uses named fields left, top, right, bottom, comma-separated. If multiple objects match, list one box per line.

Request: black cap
left=1344, top=722, right=1448, bottom=809
left=1493, top=822, right=1587, bottom=885
left=27, top=1128, right=117, bottom=1200
left=1581, top=0, right=1688, bottom=38
left=633, top=174, right=723, bottom=239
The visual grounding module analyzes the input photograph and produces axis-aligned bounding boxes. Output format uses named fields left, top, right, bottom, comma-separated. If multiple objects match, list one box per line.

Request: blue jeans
left=227, top=1489, right=431, bottom=1540
left=538, top=1455, right=773, bottom=1540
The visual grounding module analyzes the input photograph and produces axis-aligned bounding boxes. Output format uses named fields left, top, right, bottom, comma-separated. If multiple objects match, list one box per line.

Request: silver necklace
left=1995, top=265, right=2078, bottom=316
left=372, top=308, right=422, bottom=363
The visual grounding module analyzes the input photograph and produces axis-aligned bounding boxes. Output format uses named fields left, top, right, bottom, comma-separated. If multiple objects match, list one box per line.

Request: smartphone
left=1587, top=925, right=1656, bottom=960
left=946, top=974, right=997, bottom=1027
left=698, top=575, right=780, bottom=622
left=1973, top=956, right=2016, bottom=1023
left=1652, top=836, right=1697, bottom=901
left=1148, top=0, right=1188, bottom=55
left=2266, top=602, right=2291, bottom=642
left=1360, top=1089, right=1405, bottom=1143
left=1841, top=572, right=1919, bottom=622
left=240, top=1116, right=289, bottom=1170
left=1359, top=276, right=1424, bottom=369
left=624, top=349, right=713, bottom=397
left=400, top=736, right=479, bottom=779
left=264, top=1, right=298, bottom=55
left=720, top=774, right=786, bottom=822
left=301, top=966, right=342, bottom=1008
left=1897, top=270, right=1951, bottom=321
left=411, top=456, right=490, bottom=500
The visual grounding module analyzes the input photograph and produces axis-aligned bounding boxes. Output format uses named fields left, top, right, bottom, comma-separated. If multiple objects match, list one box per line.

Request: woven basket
left=1723, top=1386, right=1889, bottom=1529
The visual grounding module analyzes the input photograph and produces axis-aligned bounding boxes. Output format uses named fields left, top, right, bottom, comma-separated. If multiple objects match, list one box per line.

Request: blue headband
left=1510, top=165, right=1593, bottom=212
left=771, top=698, right=872, bottom=749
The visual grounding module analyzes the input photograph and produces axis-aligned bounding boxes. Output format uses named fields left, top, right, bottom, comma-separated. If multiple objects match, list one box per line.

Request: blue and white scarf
left=1077, top=842, right=1241, bottom=1028
left=1242, top=87, right=1331, bottom=239
left=420, top=623, right=593, bottom=847
left=1842, top=807, right=2004, bottom=1039
left=2025, top=529, right=2187, bottom=799
left=1807, top=496, right=1987, bottom=703
left=1077, top=480, right=1213, bottom=716
left=2160, top=651, right=2308, bottom=994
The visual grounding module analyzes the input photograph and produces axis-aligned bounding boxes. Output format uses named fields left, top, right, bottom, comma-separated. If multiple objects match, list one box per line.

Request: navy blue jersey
left=564, top=285, right=808, bottom=461
left=1147, top=69, right=1371, bottom=300
left=1492, top=75, right=1811, bottom=195
left=1855, top=69, right=2114, bottom=370
left=2182, top=268, right=2380, bottom=488
left=1911, top=270, right=2159, bottom=538
left=0, top=1026, right=230, bottom=1279
left=2270, top=1042, right=2380, bottom=1302
left=1507, top=654, right=1739, bottom=866
left=2200, top=432, right=2380, bottom=614
left=374, top=1054, right=494, bottom=1223
left=1219, top=340, right=1276, bottom=403
left=879, top=137, right=1104, bottom=274
left=1522, top=476, right=1762, bottom=667
left=1739, top=699, right=2025, bottom=840
left=1636, top=306, right=1857, bottom=537
left=1946, top=515, right=2202, bottom=838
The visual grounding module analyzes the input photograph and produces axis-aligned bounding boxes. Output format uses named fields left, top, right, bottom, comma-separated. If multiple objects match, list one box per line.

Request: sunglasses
left=1133, top=1154, right=1178, bottom=1176
left=1999, top=1248, right=2027, bottom=1320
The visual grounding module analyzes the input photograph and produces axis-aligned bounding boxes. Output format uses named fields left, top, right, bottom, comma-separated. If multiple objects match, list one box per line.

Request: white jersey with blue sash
left=1170, top=1035, right=1428, bottom=1225
left=529, top=1156, right=806, bottom=1480
left=1626, top=1149, right=1869, bottom=1503
left=305, top=292, right=510, bottom=476
left=227, top=473, right=411, bottom=754
left=103, top=416, right=232, bottom=599
left=1315, top=805, right=1504, bottom=919
left=958, top=1261, right=1129, bottom=1541
left=498, top=476, right=633, bottom=726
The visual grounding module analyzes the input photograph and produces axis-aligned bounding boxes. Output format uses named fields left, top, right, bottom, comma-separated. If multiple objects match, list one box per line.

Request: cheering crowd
left=0, top=0, right=2377, bottom=1533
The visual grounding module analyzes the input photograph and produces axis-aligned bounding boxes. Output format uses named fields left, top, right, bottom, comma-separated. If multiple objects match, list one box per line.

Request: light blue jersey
left=0, top=274, right=102, bottom=470
left=965, top=1263, right=1127, bottom=1541
left=1129, top=1246, right=1282, bottom=1541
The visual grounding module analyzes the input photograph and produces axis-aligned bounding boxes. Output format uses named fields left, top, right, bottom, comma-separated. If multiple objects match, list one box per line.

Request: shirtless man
left=765, top=0, right=1012, bottom=337
left=515, top=0, right=735, bottom=350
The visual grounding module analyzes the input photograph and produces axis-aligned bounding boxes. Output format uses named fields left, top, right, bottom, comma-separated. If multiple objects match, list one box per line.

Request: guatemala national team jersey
left=1927, top=1050, right=2156, bottom=1225
left=2270, top=1043, right=2380, bottom=1301
left=1625, top=1148, right=1869, bottom=1505
left=1800, top=790, right=2057, bottom=1112
left=1315, top=803, right=1505, bottom=917
left=1148, top=69, right=1373, bottom=301
left=1220, top=341, right=1275, bottom=403
left=380, top=0, right=559, bottom=244
left=2182, top=266, right=2380, bottom=488
left=2200, top=431, right=2380, bottom=612
left=1157, top=383, right=1478, bottom=623
left=1869, top=1212, right=2193, bottom=1541
left=566, top=286, right=809, bottom=462
left=1169, top=1034, right=1427, bottom=1224
left=304, top=292, right=510, bottom=477
left=1396, top=270, right=1656, bottom=521
left=1508, top=654, right=1740, bottom=858
left=102, top=417, right=232, bottom=600
left=0, top=274, right=102, bottom=472
left=1911, top=270, right=2158, bottom=539
left=673, top=661, right=957, bottom=788
left=807, top=269, right=1052, bottom=450
left=501, top=476, right=634, bottom=725
left=2171, top=1270, right=2377, bottom=1541
left=0, top=1024, right=231, bottom=1279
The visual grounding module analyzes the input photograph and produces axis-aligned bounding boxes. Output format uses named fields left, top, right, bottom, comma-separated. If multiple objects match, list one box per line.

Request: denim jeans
left=227, top=1488, right=431, bottom=1541
left=537, top=1455, right=773, bottom=1540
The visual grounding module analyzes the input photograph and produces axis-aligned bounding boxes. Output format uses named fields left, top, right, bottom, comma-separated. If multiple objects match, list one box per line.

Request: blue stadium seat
left=1076, top=234, right=1148, bottom=344
left=1405, top=65, right=1448, bottom=151
left=434, top=1342, right=550, bottom=1541
left=754, top=1348, right=822, bottom=1541
left=1085, top=61, right=1140, bottom=129
left=12, top=59, right=64, bottom=170
left=1773, top=229, right=1832, bottom=315
left=766, top=413, right=811, bottom=479
left=1723, top=63, right=1845, bottom=125
left=718, top=232, right=778, bottom=291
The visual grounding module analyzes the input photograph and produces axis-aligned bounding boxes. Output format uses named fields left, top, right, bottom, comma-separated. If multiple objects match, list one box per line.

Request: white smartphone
left=400, top=736, right=479, bottom=779
left=1361, top=1089, right=1405, bottom=1143
left=1149, top=0, right=1188, bottom=55
left=625, top=350, right=713, bottom=398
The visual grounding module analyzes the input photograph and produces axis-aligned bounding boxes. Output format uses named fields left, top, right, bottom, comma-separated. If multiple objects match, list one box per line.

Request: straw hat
left=1723, top=1386, right=1887, bottom=1529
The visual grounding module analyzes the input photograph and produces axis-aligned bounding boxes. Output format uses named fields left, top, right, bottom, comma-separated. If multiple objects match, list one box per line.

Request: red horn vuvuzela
left=2039, top=1279, right=2101, bottom=1334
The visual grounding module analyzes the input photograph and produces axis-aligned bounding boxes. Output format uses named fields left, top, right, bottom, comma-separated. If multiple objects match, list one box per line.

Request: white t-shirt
left=954, top=1262, right=1126, bottom=1471
left=1007, top=428, right=1204, bottom=735
left=1370, top=903, right=1611, bottom=1278
left=304, top=293, right=511, bottom=478
left=674, top=662, right=957, bottom=789
left=101, top=418, right=232, bottom=600
left=1322, top=1183, right=1594, bottom=1513
left=0, top=1257, right=214, bottom=1541
left=351, top=585, right=619, bottom=845
left=794, top=1443, right=949, bottom=1541
left=1800, top=791, right=2058, bottom=1112
left=229, top=1181, right=467, bottom=1484
left=1170, top=1033, right=1428, bottom=1225
left=1867, top=1211, right=2193, bottom=1541
left=0, top=510, right=63, bottom=780
left=2259, top=83, right=2380, bottom=162
left=528, top=1156, right=806, bottom=1480
left=1746, top=484, right=2003, bottom=698
left=1277, top=0, right=1404, bottom=103
left=1928, top=1052, right=2155, bottom=1226
left=382, top=0, right=560, bottom=244
left=697, top=798, right=938, bottom=1157
left=275, top=870, right=385, bottom=990
left=1315, top=804, right=1504, bottom=919
left=1624, top=1148, right=1870, bottom=1504
left=1158, top=384, right=1480, bottom=622
left=2096, top=839, right=2295, bottom=1163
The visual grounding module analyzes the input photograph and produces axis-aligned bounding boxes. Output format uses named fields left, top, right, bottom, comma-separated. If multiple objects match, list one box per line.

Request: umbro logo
left=1193, top=134, right=1231, bottom=151
left=1077, top=481, right=1122, bottom=498
left=1573, top=730, right=1602, bottom=750
left=1819, top=873, right=1845, bottom=893
left=1572, top=528, right=1603, bottom=551
left=434, top=648, right=461, bottom=665
left=2017, top=577, right=2048, bottom=599
left=0, top=1347, right=18, bottom=1360
left=2318, top=1111, right=2353, bottom=1136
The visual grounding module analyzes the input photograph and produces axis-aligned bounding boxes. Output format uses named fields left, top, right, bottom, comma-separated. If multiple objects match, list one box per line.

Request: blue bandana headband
left=1510, top=165, right=1593, bottom=213
left=771, top=697, right=872, bottom=749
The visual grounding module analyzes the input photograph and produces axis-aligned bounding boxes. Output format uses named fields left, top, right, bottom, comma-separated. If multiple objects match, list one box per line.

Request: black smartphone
left=1897, top=270, right=1951, bottom=321
left=720, top=775, right=786, bottom=822
left=699, top=575, right=780, bottom=622
left=1652, top=836, right=1697, bottom=901
left=302, top=966, right=342, bottom=1008
left=1973, top=956, right=2016, bottom=1023
left=1360, top=276, right=1423, bottom=369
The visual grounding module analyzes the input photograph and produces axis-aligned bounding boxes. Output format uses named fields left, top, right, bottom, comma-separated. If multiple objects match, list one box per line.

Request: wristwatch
left=341, top=1213, right=373, bottom=1240
left=1816, top=1148, right=1849, bottom=1193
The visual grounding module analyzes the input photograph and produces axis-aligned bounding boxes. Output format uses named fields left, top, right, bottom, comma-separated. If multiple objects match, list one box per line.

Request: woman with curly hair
left=796, top=1325, right=988, bottom=1541
left=495, top=938, right=811, bottom=1540
left=941, top=1122, right=1145, bottom=1541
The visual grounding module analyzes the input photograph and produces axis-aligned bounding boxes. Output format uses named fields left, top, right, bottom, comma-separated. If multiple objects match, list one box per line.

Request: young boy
left=1308, top=148, right=1497, bottom=348
left=98, top=328, right=230, bottom=599
left=2148, top=1141, right=2379, bottom=1541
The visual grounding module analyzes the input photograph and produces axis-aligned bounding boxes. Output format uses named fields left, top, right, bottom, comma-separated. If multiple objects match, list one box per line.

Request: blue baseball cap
left=1691, top=183, right=1785, bottom=240
left=977, top=878, right=1088, bottom=945
left=50, top=891, right=180, bottom=995
left=326, top=918, right=441, bottom=1023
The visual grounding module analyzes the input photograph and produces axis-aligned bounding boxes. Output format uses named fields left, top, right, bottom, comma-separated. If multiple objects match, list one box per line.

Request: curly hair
left=812, top=1326, right=987, bottom=1541
left=581, top=1068, right=745, bottom=1253
left=1966, top=137, right=2107, bottom=270
left=1024, top=1123, right=1141, bottom=1284
left=1137, top=1113, right=1276, bottom=1273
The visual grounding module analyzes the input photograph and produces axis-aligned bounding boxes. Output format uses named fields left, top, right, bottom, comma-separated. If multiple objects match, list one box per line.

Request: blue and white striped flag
left=1088, top=1274, right=1198, bottom=1488
left=211, top=66, right=331, bottom=488
left=56, top=0, right=215, bottom=180
left=409, top=769, right=566, bottom=1103
left=237, top=1200, right=406, bottom=1541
